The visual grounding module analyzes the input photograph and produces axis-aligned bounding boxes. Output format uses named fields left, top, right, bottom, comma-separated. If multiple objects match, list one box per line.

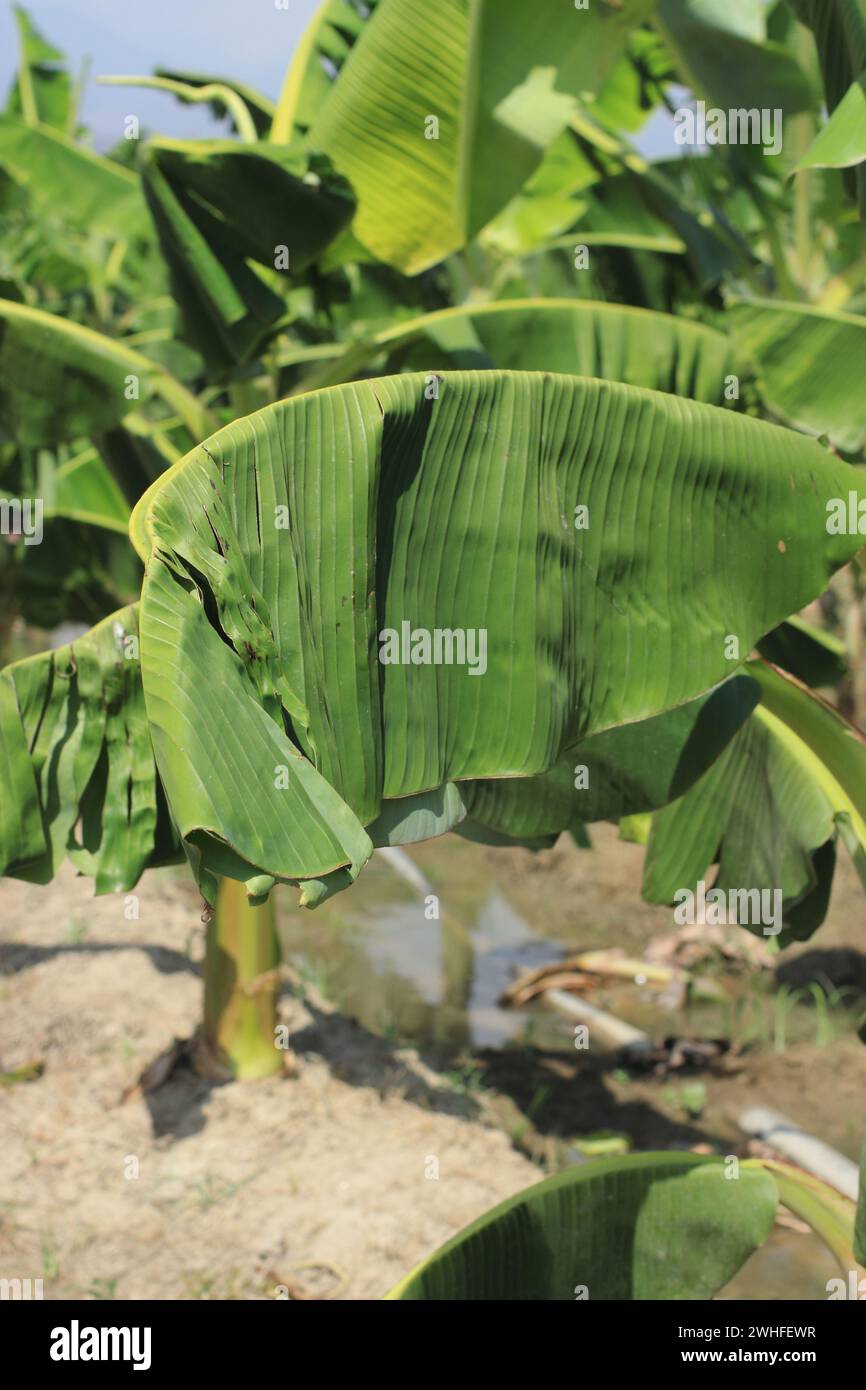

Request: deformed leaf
left=128, top=370, right=866, bottom=904
left=0, top=606, right=176, bottom=892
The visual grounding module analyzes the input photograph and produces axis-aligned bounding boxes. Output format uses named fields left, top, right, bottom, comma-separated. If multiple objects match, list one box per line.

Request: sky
left=0, top=0, right=679, bottom=154
left=0, top=0, right=323, bottom=145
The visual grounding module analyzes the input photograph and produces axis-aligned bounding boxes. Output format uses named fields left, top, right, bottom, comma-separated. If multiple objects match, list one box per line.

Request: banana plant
left=2, top=370, right=865, bottom=1077
left=3, top=0, right=866, bottom=1097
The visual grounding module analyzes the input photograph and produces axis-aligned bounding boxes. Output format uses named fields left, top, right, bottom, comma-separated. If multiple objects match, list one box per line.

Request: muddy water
left=279, top=832, right=864, bottom=1064
left=279, top=843, right=566, bottom=1049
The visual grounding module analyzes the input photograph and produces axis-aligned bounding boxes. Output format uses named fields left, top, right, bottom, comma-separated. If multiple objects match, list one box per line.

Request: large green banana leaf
left=124, top=371, right=864, bottom=904
left=0, top=299, right=210, bottom=447
left=0, top=650, right=761, bottom=887
left=141, top=138, right=355, bottom=367
left=643, top=661, right=866, bottom=943
left=386, top=1152, right=778, bottom=1300
left=295, top=298, right=745, bottom=405
left=729, top=299, right=866, bottom=454
left=387, top=1152, right=859, bottom=1300
left=0, top=641, right=759, bottom=889
left=275, top=0, right=651, bottom=273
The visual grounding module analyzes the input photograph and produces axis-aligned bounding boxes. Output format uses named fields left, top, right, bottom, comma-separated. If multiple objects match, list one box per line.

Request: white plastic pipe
left=740, top=1106, right=860, bottom=1201
left=543, top=988, right=653, bottom=1052
left=375, top=845, right=434, bottom=897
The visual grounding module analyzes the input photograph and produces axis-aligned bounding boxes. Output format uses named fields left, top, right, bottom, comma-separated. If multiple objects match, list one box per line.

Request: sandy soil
left=0, top=866, right=538, bottom=1301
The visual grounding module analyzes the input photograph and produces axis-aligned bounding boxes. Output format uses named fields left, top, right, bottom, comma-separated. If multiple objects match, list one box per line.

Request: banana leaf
left=141, top=138, right=355, bottom=366
left=644, top=661, right=866, bottom=943
left=276, top=0, right=652, bottom=273
left=126, top=371, right=864, bottom=903
left=387, top=1152, right=778, bottom=1300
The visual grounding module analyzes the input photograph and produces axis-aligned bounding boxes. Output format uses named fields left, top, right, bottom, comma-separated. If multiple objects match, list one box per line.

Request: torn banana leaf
left=643, top=661, right=866, bottom=944
left=0, top=606, right=178, bottom=892
left=129, top=370, right=865, bottom=906
left=0, top=672, right=44, bottom=876
left=141, top=138, right=355, bottom=368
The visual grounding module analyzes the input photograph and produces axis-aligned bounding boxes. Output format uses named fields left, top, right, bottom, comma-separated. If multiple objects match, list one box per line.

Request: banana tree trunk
left=200, top=876, right=283, bottom=1080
